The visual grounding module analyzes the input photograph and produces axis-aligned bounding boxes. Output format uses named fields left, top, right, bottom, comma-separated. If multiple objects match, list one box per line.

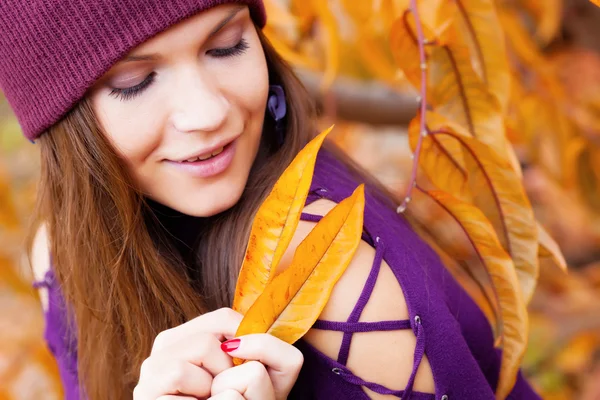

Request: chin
left=167, top=185, right=244, bottom=217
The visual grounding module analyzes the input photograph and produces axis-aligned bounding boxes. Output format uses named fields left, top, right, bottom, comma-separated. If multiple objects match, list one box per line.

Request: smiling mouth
left=179, top=145, right=226, bottom=163
left=170, top=136, right=238, bottom=163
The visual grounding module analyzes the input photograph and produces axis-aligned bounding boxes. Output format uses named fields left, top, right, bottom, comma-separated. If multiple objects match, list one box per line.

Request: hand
left=210, top=334, right=304, bottom=400
left=132, top=308, right=303, bottom=400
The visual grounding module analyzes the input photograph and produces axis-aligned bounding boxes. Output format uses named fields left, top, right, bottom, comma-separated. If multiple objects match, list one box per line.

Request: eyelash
left=109, top=38, right=250, bottom=102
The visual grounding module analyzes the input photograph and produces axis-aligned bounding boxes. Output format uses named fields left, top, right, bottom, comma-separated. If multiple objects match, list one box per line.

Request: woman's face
left=89, top=5, right=269, bottom=217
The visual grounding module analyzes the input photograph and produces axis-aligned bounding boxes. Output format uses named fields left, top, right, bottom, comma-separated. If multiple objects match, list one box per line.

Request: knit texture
left=0, top=0, right=266, bottom=141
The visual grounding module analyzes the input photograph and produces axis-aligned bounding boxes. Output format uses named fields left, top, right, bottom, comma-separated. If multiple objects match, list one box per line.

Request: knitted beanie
left=0, top=0, right=266, bottom=142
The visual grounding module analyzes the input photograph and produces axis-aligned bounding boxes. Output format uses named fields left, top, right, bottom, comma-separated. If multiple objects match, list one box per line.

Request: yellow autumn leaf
left=419, top=188, right=527, bottom=400
left=234, top=184, right=365, bottom=359
left=233, top=126, right=333, bottom=315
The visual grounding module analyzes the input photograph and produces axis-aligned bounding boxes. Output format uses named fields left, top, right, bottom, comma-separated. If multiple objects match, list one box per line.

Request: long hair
left=26, top=26, right=318, bottom=399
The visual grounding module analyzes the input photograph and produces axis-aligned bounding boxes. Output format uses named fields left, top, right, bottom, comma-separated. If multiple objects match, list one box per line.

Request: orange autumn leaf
left=0, top=169, right=19, bottom=231
left=390, top=9, right=432, bottom=89
left=311, top=0, right=339, bottom=91
left=407, top=115, right=471, bottom=203
left=428, top=26, right=508, bottom=155
left=233, top=127, right=333, bottom=315
left=519, top=0, right=562, bottom=45
left=450, top=0, right=511, bottom=112
left=412, top=112, right=539, bottom=304
left=408, top=189, right=499, bottom=329
left=234, top=184, right=365, bottom=361
left=537, top=222, right=568, bottom=273
left=591, top=0, right=600, bottom=7
left=418, top=187, right=527, bottom=400
left=355, top=34, right=399, bottom=84
left=263, top=25, right=320, bottom=71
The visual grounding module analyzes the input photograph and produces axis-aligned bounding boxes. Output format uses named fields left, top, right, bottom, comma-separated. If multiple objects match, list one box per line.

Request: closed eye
left=109, top=72, right=156, bottom=102
left=108, top=38, right=249, bottom=102
left=208, top=38, right=249, bottom=58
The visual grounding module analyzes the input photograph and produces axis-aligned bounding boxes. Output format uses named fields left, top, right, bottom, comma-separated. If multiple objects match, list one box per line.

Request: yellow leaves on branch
left=391, top=1, right=567, bottom=398
left=390, top=5, right=510, bottom=157
left=407, top=110, right=539, bottom=398
left=233, top=127, right=365, bottom=365
left=416, top=188, right=528, bottom=400
left=410, top=112, right=539, bottom=303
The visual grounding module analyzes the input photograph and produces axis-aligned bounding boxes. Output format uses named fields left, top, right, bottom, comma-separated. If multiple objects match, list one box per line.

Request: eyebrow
left=120, top=5, right=246, bottom=63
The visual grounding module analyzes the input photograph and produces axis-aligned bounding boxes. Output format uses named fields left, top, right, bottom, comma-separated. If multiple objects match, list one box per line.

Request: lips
left=164, top=138, right=238, bottom=179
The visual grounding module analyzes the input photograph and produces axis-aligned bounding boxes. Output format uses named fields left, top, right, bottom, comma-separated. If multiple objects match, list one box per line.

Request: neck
left=144, top=198, right=205, bottom=262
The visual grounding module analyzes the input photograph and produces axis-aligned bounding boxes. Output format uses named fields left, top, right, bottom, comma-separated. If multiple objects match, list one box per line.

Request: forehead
left=127, top=4, right=247, bottom=57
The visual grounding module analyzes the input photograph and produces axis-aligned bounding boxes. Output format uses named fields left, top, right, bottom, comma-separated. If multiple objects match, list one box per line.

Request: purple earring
left=268, top=85, right=287, bottom=145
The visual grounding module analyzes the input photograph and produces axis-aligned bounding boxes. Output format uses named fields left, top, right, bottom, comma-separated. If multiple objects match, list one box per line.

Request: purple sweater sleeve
left=34, top=269, right=82, bottom=400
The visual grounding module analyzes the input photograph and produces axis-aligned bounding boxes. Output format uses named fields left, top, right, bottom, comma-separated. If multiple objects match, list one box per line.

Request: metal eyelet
left=414, top=315, right=422, bottom=325
left=441, top=395, right=449, bottom=400
left=375, top=236, right=381, bottom=243
left=331, top=367, right=342, bottom=375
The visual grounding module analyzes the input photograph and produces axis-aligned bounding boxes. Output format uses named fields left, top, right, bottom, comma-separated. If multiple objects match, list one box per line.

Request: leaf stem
left=397, top=0, right=428, bottom=214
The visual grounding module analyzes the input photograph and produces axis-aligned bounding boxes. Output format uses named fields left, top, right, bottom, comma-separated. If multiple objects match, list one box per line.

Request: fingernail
left=221, top=338, right=241, bottom=353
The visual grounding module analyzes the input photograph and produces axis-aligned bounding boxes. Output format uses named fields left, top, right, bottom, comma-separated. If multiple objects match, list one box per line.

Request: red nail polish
left=221, top=338, right=241, bottom=353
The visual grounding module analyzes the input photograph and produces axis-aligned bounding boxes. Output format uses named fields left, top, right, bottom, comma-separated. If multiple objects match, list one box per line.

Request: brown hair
left=27, top=27, right=318, bottom=399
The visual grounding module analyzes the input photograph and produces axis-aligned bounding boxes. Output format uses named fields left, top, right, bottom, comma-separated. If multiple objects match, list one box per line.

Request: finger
left=150, top=331, right=233, bottom=376
left=211, top=361, right=275, bottom=400
left=152, top=308, right=243, bottom=354
left=220, top=335, right=303, bottom=399
left=157, top=396, right=198, bottom=400
left=208, top=389, right=245, bottom=400
left=136, top=358, right=213, bottom=399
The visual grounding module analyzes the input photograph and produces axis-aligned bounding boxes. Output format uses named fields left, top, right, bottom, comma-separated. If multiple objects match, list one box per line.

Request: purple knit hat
left=0, top=0, right=266, bottom=142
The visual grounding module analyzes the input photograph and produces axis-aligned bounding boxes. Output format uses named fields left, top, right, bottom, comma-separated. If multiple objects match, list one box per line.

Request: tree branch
left=296, top=69, right=418, bottom=126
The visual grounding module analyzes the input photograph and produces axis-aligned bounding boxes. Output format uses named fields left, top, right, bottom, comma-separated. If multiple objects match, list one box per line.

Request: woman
left=0, top=0, right=541, bottom=399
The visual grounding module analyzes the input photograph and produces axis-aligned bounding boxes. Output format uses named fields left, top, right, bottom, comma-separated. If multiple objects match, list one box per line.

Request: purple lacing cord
left=300, top=212, right=371, bottom=243
left=312, top=319, right=411, bottom=332
left=301, top=194, right=432, bottom=399
left=336, top=240, right=385, bottom=365
left=330, top=318, right=428, bottom=399
left=403, top=316, right=426, bottom=399
left=333, top=366, right=434, bottom=399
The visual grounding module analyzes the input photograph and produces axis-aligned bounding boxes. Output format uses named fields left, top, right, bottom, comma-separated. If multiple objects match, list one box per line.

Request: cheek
left=215, top=37, right=269, bottom=123
left=90, top=95, right=163, bottom=164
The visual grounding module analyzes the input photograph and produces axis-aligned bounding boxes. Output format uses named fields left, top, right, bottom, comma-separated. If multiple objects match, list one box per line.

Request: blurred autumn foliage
left=2, top=0, right=600, bottom=398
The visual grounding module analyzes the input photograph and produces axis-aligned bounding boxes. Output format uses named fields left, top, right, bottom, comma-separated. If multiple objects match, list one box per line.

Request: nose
left=170, top=66, right=230, bottom=133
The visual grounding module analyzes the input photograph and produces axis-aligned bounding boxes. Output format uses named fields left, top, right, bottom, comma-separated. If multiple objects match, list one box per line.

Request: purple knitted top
left=34, top=149, right=541, bottom=399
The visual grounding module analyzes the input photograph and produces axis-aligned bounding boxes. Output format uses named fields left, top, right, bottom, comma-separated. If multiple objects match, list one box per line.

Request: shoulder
left=30, top=223, right=51, bottom=311
left=281, top=198, right=435, bottom=397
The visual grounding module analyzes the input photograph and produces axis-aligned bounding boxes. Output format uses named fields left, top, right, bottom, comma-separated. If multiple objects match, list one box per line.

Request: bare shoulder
left=30, top=223, right=51, bottom=311
left=280, top=198, right=435, bottom=398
